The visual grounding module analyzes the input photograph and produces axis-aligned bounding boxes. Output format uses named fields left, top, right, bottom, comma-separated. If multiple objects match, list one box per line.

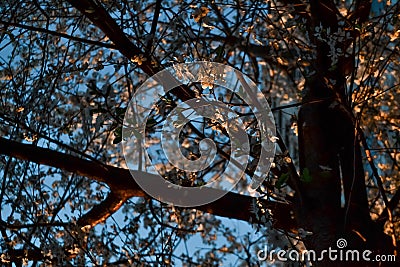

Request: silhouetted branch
left=0, top=137, right=297, bottom=232
left=0, top=20, right=116, bottom=49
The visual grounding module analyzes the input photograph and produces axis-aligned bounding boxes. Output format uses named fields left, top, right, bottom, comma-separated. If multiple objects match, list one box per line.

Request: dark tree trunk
left=296, top=80, right=395, bottom=266
left=297, top=78, right=342, bottom=255
left=294, top=1, right=396, bottom=265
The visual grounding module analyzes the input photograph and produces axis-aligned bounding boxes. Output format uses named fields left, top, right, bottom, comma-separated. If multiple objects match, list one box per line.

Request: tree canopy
left=0, top=0, right=399, bottom=266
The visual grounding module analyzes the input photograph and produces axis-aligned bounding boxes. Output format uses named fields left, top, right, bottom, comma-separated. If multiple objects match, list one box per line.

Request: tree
left=0, top=0, right=399, bottom=266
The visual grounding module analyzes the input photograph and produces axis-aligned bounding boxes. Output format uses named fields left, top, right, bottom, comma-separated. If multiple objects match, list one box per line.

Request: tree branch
left=0, top=0, right=298, bottom=234
left=66, top=0, right=156, bottom=75
left=378, top=188, right=400, bottom=228
left=0, top=20, right=116, bottom=49
left=357, top=126, right=398, bottom=252
left=349, top=0, right=372, bottom=24
left=0, top=137, right=297, bottom=232
left=66, top=0, right=196, bottom=102
left=77, top=191, right=127, bottom=228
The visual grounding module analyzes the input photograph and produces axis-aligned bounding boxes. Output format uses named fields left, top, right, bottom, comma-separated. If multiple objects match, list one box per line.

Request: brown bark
left=3, top=0, right=396, bottom=264
left=297, top=79, right=342, bottom=254
left=66, top=0, right=196, bottom=102
left=0, top=136, right=297, bottom=232
left=294, top=1, right=396, bottom=265
left=297, top=82, right=395, bottom=266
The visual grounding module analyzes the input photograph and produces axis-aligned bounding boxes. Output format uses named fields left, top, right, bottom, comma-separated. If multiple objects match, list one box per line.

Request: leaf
left=113, top=126, right=123, bottom=143
left=113, top=136, right=122, bottom=144
left=275, top=173, right=289, bottom=189
left=114, top=126, right=122, bottom=137
left=115, top=107, right=127, bottom=119
left=300, top=168, right=312, bottom=183
left=213, top=45, right=225, bottom=61
left=87, top=80, right=98, bottom=95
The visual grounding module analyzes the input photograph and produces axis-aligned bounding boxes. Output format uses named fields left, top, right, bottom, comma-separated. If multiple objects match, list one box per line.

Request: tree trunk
left=294, top=2, right=395, bottom=265
left=297, top=78, right=342, bottom=256
left=296, top=66, right=395, bottom=267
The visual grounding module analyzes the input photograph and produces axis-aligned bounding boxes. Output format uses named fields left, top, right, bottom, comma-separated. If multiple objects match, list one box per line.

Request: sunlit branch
left=66, top=0, right=196, bottom=101
left=0, top=137, right=297, bottom=232
left=357, top=126, right=398, bottom=253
